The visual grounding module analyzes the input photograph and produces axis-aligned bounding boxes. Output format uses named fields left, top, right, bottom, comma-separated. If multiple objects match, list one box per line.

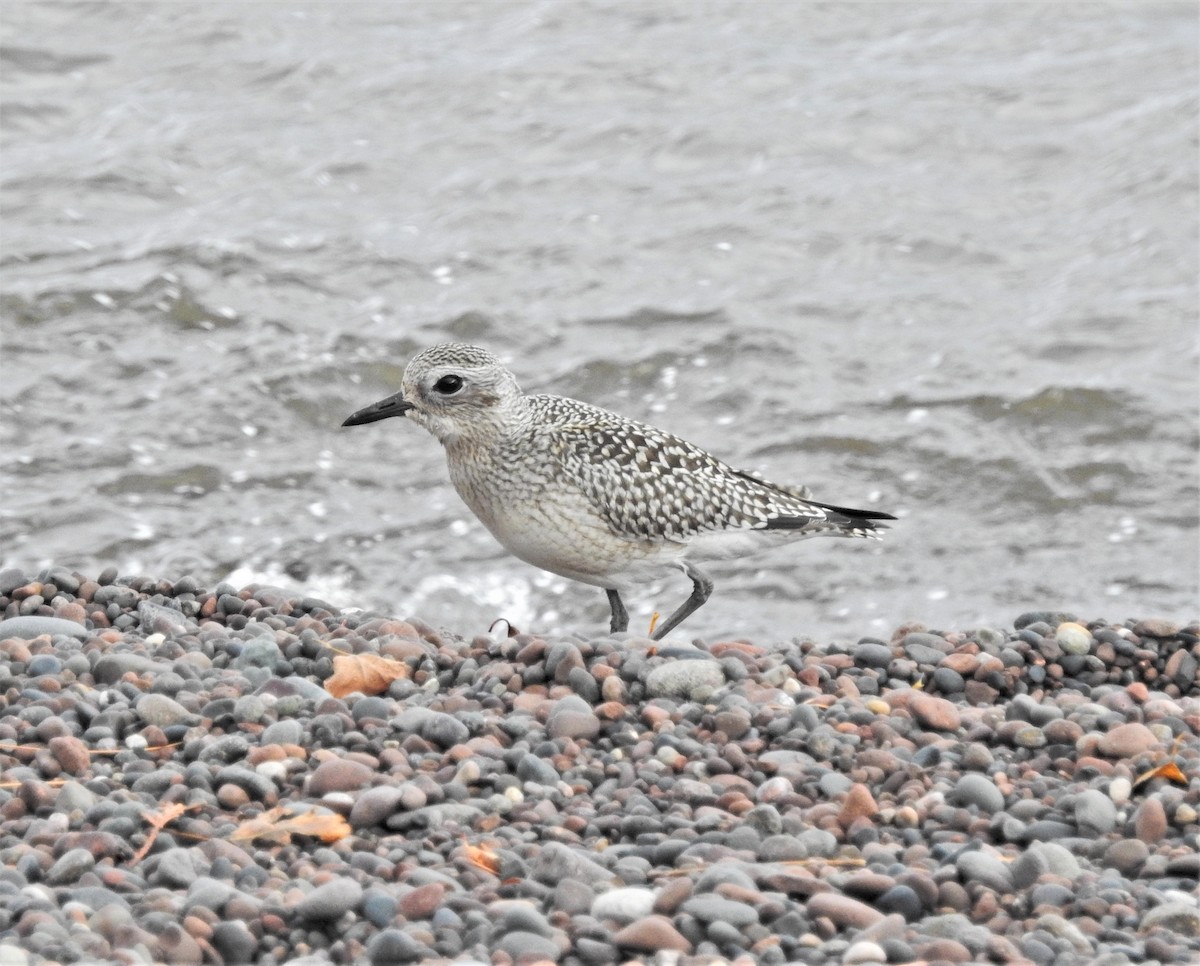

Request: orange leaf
left=129, top=802, right=193, bottom=864
left=326, top=652, right=410, bottom=698
left=463, top=838, right=501, bottom=875
left=1133, top=760, right=1188, bottom=789
left=230, top=807, right=351, bottom=845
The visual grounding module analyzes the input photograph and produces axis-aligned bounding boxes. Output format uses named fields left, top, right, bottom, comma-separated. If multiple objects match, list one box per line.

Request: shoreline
left=0, top=566, right=1197, bottom=965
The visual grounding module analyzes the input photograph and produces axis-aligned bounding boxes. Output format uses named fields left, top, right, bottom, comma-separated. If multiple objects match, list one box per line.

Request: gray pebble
left=744, top=804, right=783, bottom=837
left=876, top=884, right=924, bottom=921
left=695, top=863, right=756, bottom=893
left=681, top=893, right=758, bottom=928
left=853, top=642, right=892, bottom=668
left=1027, top=841, right=1081, bottom=879
left=185, top=877, right=236, bottom=914
left=214, top=765, right=276, bottom=801
left=956, top=850, right=1013, bottom=892
left=1072, top=788, right=1117, bottom=836
left=136, top=693, right=196, bottom=729
left=421, top=711, right=471, bottom=748
left=361, top=888, right=399, bottom=929
left=644, top=659, right=725, bottom=699
left=529, top=842, right=614, bottom=887
left=154, top=847, right=205, bottom=888
left=297, top=877, right=363, bottom=921
left=27, top=654, right=64, bottom=676
left=55, top=780, right=97, bottom=814
left=950, top=773, right=1005, bottom=813
left=368, top=928, right=430, bottom=965
left=93, top=653, right=167, bottom=683
left=0, top=616, right=89, bottom=640
left=260, top=719, right=304, bottom=745
left=491, top=931, right=560, bottom=962
left=758, top=834, right=808, bottom=862
left=212, top=921, right=258, bottom=965
left=47, top=847, right=95, bottom=885
left=1141, top=901, right=1200, bottom=935
left=516, top=752, right=561, bottom=786
left=350, top=786, right=409, bottom=830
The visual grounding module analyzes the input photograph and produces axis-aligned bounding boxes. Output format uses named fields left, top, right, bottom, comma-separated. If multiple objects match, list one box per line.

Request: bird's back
left=520, top=394, right=889, bottom=546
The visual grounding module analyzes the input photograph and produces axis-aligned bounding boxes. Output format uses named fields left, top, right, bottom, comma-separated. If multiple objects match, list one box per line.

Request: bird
left=342, top=343, right=894, bottom=640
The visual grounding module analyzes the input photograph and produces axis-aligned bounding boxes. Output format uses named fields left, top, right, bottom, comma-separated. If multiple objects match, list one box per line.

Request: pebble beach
left=0, top=566, right=1197, bottom=966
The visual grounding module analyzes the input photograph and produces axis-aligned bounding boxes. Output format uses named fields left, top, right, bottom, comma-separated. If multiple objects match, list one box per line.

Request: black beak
left=342, top=391, right=414, bottom=427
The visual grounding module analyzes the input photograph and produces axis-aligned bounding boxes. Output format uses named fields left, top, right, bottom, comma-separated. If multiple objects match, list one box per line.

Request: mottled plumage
left=343, top=343, right=894, bottom=639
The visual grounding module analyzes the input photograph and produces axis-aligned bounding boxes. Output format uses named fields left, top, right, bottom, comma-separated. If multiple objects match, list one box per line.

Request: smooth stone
left=297, top=877, right=363, bottom=921
left=547, top=704, right=601, bottom=741
left=1141, top=901, right=1200, bottom=936
left=421, top=711, right=471, bottom=748
left=1026, top=842, right=1081, bottom=880
left=515, top=753, right=561, bottom=786
left=1011, top=849, right=1050, bottom=889
left=644, top=660, right=725, bottom=700
left=185, top=877, right=237, bottom=913
left=260, top=719, right=304, bottom=745
left=909, top=693, right=961, bottom=731
left=211, top=922, right=257, bottom=965
left=805, top=893, right=885, bottom=928
left=612, top=915, right=692, bottom=953
left=591, top=887, right=657, bottom=923
left=1095, top=722, right=1158, bottom=758
left=1133, top=797, right=1169, bottom=843
left=136, top=693, right=197, bottom=728
left=1073, top=788, right=1117, bottom=836
left=26, top=654, right=63, bottom=676
left=0, top=616, right=88, bottom=640
left=362, top=888, right=399, bottom=929
left=951, top=773, right=1005, bottom=813
left=553, top=879, right=596, bottom=916
left=349, top=786, right=409, bottom=829
left=307, top=758, right=374, bottom=795
left=903, top=643, right=949, bottom=666
left=491, top=930, right=560, bottom=962
left=398, top=882, right=444, bottom=920
left=154, top=848, right=204, bottom=888
left=956, top=850, right=1013, bottom=892
left=55, top=780, right=97, bottom=814
left=680, top=894, right=758, bottom=928
left=367, top=928, right=430, bottom=965
left=876, top=884, right=924, bottom=921
left=529, top=843, right=613, bottom=887
left=1103, top=839, right=1149, bottom=875
left=47, top=848, right=95, bottom=885
left=93, top=653, right=167, bottom=683
left=854, top=642, right=893, bottom=668
left=1054, top=622, right=1093, bottom=654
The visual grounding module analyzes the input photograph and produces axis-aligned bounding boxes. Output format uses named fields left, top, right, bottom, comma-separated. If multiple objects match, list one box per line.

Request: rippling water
left=2, top=3, right=1197, bottom=641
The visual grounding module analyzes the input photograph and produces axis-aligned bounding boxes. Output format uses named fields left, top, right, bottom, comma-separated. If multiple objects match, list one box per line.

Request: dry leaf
left=1133, top=760, right=1187, bottom=790
left=462, top=838, right=501, bottom=875
left=326, top=652, right=410, bottom=698
left=230, top=806, right=351, bottom=845
left=129, top=802, right=191, bottom=864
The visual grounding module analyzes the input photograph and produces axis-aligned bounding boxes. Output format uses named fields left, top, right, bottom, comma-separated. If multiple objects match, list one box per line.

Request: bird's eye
left=433, top=374, right=464, bottom=395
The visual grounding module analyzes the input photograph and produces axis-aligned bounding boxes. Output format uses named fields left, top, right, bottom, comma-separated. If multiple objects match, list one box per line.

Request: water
left=2, top=2, right=1197, bottom=643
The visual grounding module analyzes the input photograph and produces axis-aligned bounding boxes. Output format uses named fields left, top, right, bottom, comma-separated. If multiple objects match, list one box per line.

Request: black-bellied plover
left=343, top=343, right=894, bottom=639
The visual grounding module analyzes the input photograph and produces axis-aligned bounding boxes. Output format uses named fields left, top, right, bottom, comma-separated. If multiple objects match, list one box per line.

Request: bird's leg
left=650, top=564, right=713, bottom=641
left=606, top=588, right=629, bottom=633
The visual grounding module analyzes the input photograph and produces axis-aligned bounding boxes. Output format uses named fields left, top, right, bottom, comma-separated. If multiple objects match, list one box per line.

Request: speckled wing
left=532, top=395, right=834, bottom=543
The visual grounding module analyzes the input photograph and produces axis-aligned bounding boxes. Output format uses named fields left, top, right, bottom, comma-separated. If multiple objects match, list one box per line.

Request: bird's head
left=342, top=343, right=524, bottom=445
